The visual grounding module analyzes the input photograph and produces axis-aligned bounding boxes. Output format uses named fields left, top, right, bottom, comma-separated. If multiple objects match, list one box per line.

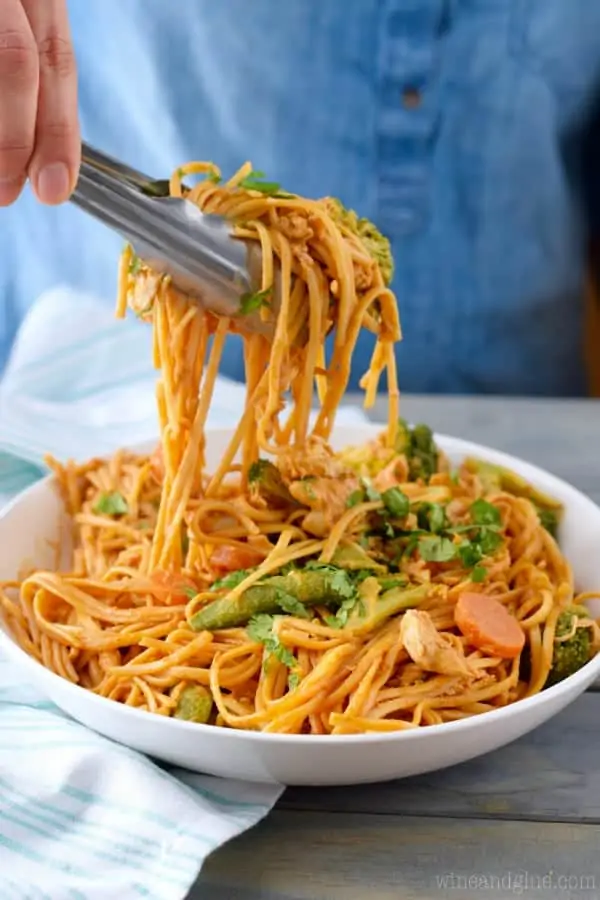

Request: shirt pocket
left=509, top=0, right=600, bottom=106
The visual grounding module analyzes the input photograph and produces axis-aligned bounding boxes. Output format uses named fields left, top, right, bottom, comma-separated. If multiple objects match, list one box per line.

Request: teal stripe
left=0, top=700, right=59, bottom=712
left=0, top=830, right=91, bottom=877
left=63, top=784, right=215, bottom=840
left=64, top=780, right=264, bottom=833
left=0, top=774, right=202, bottom=858
left=177, top=777, right=272, bottom=812
left=0, top=798, right=192, bottom=891
left=0, top=740, right=122, bottom=752
left=0, top=783, right=205, bottom=878
left=131, top=885, right=154, bottom=898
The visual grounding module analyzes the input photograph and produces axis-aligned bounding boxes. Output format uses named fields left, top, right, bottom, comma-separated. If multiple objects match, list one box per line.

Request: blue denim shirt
left=2, top=0, right=600, bottom=395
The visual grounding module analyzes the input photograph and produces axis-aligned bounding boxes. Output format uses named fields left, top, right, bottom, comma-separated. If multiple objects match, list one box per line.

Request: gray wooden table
left=190, top=395, right=600, bottom=899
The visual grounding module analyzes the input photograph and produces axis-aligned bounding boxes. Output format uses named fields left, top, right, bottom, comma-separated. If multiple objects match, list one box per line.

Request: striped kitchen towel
left=0, top=288, right=368, bottom=899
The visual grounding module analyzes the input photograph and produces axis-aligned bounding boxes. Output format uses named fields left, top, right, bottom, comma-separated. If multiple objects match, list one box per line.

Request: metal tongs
left=70, top=142, right=273, bottom=335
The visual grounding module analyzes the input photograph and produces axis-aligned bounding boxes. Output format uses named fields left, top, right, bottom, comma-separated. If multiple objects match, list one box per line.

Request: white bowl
left=1, top=425, right=599, bottom=786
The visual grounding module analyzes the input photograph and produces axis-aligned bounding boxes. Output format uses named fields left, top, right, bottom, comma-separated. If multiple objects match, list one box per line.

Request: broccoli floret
left=395, top=419, right=439, bottom=483
left=248, top=459, right=297, bottom=508
left=545, top=605, right=594, bottom=687
left=325, top=198, right=394, bottom=285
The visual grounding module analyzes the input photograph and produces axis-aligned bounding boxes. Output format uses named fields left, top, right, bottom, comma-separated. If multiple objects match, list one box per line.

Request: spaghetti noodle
left=1, top=161, right=599, bottom=734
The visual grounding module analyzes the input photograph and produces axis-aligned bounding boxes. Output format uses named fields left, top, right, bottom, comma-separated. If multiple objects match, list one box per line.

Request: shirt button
left=402, top=87, right=422, bottom=109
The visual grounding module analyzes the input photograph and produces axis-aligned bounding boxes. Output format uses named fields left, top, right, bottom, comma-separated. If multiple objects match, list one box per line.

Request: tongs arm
left=71, top=143, right=263, bottom=325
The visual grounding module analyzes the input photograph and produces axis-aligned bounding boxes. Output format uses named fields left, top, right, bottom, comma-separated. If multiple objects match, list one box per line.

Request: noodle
left=1, top=161, right=599, bottom=735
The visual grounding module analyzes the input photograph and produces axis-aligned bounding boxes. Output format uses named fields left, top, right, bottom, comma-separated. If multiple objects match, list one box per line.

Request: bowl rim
left=1, top=426, right=600, bottom=746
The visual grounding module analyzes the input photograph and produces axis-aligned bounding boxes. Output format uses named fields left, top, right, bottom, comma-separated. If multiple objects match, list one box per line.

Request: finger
left=22, top=0, right=79, bottom=204
left=0, top=0, right=38, bottom=205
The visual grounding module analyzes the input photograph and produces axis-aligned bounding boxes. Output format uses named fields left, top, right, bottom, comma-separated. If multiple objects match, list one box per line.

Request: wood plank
left=191, top=811, right=600, bottom=900
left=281, top=692, right=600, bottom=824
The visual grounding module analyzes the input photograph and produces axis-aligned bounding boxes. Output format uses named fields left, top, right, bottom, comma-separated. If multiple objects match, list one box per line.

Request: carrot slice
left=210, top=544, right=264, bottom=574
left=149, top=570, right=197, bottom=605
left=454, top=592, right=525, bottom=659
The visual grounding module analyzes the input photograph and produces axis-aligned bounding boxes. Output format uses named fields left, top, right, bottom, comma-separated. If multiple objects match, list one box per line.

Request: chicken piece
left=289, top=475, right=361, bottom=537
left=277, top=436, right=350, bottom=481
left=278, top=212, right=314, bottom=243
left=128, top=269, right=163, bottom=321
left=372, top=456, right=409, bottom=493
left=400, top=609, right=472, bottom=677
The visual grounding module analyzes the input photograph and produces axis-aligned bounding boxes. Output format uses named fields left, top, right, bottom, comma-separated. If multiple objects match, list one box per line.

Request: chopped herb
left=381, top=487, right=410, bottom=519
left=470, top=498, right=502, bottom=528
left=288, top=672, right=300, bottom=691
left=325, top=591, right=363, bottom=629
left=478, top=528, right=503, bottom=556
left=207, top=171, right=221, bottom=184
left=402, top=533, right=422, bottom=559
left=247, top=614, right=299, bottom=686
left=183, top=586, right=198, bottom=599
left=239, top=287, right=272, bottom=315
left=128, top=252, right=142, bottom=276
left=417, top=502, right=448, bottom=534
left=458, top=541, right=483, bottom=568
left=471, top=565, right=487, bottom=583
left=346, top=489, right=365, bottom=508
left=93, top=491, right=128, bottom=517
left=275, top=589, right=310, bottom=619
left=395, top=419, right=439, bottom=483
left=303, top=562, right=357, bottom=600
left=418, top=535, right=458, bottom=563
left=361, top=479, right=381, bottom=503
left=379, top=576, right=408, bottom=591
left=238, top=171, right=285, bottom=195
left=211, top=568, right=251, bottom=590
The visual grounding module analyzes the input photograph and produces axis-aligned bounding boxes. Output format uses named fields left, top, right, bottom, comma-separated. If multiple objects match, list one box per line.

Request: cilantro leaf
left=471, top=565, right=487, bottom=583
left=128, top=252, right=142, bottom=276
left=470, top=499, right=501, bottom=527
left=275, top=589, right=310, bottom=619
left=183, top=586, right=198, bottom=599
left=361, top=479, right=381, bottom=502
left=346, top=489, right=365, bottom=508
left=381, top=487, right=410, bottom=519
left=247, top=614, right=299, bottom=685
left=239, top=287, right=272, bottom=315
left=93, top=492, right=128, bottom=517
left=458, top=541, right=483, bottom=568
left=211, top=568, right=251, bottom=590
left=207, top=171, right=221, bottom=184
left=325, top=592, right=363, bottom=629
left=418, top=535, right=457, bottom=563
left=238, top=171, right=285, bottom=195
left=417, top=502, right=448, bottom=534
left=479, top=528, right=503, bottom=555
left=247, top=613, right=274, bottom=644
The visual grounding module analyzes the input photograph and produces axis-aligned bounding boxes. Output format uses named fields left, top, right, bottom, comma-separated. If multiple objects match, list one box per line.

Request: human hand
left=0, top=0, right=80, bottom=207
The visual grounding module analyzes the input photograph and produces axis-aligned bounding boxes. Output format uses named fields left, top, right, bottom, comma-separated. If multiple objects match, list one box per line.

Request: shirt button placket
left=375, top=0, right=447, bottom=236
